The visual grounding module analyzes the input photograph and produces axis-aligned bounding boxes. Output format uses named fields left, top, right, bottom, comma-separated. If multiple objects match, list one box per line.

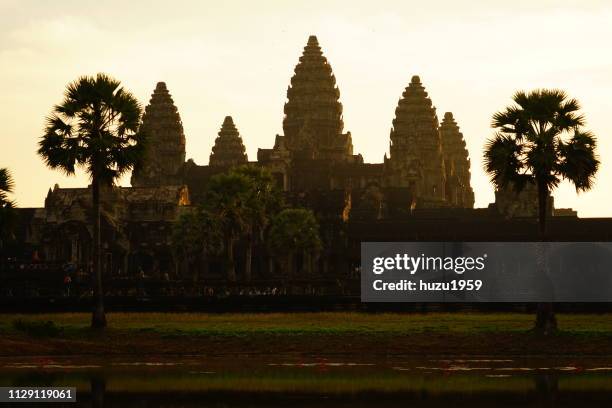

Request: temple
left=10, top=35, right=592, bottom=285
left=209, top=116, right=248, bottom=168
left=131, top=82, right=186, bottom=188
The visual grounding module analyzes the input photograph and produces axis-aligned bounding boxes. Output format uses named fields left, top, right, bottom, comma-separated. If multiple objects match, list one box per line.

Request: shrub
left=12, top=319, right=63, bottom=337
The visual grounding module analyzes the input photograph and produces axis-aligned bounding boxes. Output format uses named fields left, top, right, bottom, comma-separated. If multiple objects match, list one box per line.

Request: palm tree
left=0, top=168, right=15, bottom=251
left=38, top=73, right=144, bottom=328
left=203, top=172, right=252, bottom=282
left=484, top=89, right=599, bottom=333
left=230, top=165, right=282, bottom=282
left=268, top=209, right=322, bottom=277
left=172, top=207, right=222, bottom=281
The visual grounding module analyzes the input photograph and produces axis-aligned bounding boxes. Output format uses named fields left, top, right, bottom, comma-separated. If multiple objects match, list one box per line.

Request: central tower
left=282, top=35, right=353, bottom=161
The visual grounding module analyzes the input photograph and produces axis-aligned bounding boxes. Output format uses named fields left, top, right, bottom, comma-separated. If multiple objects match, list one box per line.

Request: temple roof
left=131, top=82, right=186, bottom=187
left=209, top=116, right=248, bottom=167
left=387, top=75, right=446, bottom=200
left=390, top=75, right=443, bottom=158
left=440, top=112, right=469, bottom=158
left=282, top=35, right=349, bottom=158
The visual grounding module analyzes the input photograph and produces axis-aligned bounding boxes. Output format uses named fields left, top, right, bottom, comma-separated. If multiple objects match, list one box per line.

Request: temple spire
left=439, top=112, right=474, bottom=208
left=131, top=82, right=186, bottom=187
left=387, top=75, right=446, bottom=205
left=209, top=116, right=248, bottom=167
left=282, top=35, right=352, bottom=161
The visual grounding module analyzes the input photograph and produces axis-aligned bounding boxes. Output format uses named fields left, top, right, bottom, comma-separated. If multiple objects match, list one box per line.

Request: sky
left=1, top=0, right=611, bottom=216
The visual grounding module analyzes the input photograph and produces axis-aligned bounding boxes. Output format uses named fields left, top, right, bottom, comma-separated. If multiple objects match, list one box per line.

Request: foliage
left=0, top=168, right=15, bottom=246
left=172, top=207, right=223, bottom=261
left=38, top=73, right=145, bottom=182
left=203, top=172, right=252, bottom=241
left=187, top=166, right=283, bottom=281
left=268, top=208, right=322, bottom=255
left=0, top=168, right=14, bottom=208
left=230, top=165, right=283, bottom=238
left=202, top=172, right=253, bottom=280
left=38, top=73, right=144, bottom=328
left=484, top=89, right=599, bottom=196
left=483, top=88, right=600, bottom=333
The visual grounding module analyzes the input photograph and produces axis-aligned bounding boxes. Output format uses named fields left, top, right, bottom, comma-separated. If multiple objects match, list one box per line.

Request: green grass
left=11, top=319, right=63, bottom=337
left=1, top=312, right=612, bottom=337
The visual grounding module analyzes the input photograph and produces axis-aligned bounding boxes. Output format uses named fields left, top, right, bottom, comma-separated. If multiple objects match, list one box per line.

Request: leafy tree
left=0, top=168, right=15, bottom=250
left=268, top=208, right=322, bottom=276
left=230, top=165, right=282, bottom=281
left=38, top=73, right=144, bottom=328
left=203, top=172, right=252, bottom=282
left=172, top=207, right=222, bottom=281
left=484, top=89, right=599, bottom=333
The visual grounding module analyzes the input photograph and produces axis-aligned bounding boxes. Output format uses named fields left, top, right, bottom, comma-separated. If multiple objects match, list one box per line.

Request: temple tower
left=209, top=116, right=248, bottom=167
left=439, top=112, right=475, bottom=208
left=282, top=35, right=353, bottom=161
left=387, top=75, right=446, bottom=206
left=131, top=82, right=186, bottom=187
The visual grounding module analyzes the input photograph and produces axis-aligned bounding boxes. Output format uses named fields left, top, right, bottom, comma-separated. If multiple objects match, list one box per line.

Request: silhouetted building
left=9, top=35, right=589, bottom=283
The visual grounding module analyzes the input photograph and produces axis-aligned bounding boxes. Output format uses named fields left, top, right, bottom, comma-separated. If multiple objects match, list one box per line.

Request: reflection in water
left=91, top=377, right=105, bottom=408
left=1, top=357, right=612, bottom=407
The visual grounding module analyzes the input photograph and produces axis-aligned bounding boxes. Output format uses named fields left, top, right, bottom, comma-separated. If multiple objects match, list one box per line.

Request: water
left=1, top=356, right=612, bottom=407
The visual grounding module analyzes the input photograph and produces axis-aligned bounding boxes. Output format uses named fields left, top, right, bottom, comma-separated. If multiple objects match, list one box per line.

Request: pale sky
left=1, top=0, right=611, bottom=216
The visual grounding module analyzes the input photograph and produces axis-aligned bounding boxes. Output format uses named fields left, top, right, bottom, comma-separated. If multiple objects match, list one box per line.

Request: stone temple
left=132, top=36, right=475, bottom=212
left=14, top=35, right=594, bottom=283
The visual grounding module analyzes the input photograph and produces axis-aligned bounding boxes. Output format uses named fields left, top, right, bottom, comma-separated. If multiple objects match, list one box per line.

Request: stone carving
left=209, top=116, right=248, bottom=167
left=131, top=82, right=186, bottom=187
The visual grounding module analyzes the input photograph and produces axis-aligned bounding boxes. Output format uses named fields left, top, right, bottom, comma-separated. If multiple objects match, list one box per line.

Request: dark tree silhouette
left=484, top=89, right=599, bottom=333
left=230, top=165, right=282, bottom=282
left=268, top=208, right=322, bottom=276
left=0, top=168, right=15, bottom=250
left=38, top=73, right=144, bottom=328
left=203, top=172, right=252, bottom=282
left=172, top=207, right=222, bottom=281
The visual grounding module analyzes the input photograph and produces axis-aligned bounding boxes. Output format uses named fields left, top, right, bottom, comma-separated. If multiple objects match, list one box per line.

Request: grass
left=11, top=319, right=63, bottom=338
left=1, top=312, right=612, bottom=357
left=1, top=312, right=612, bottom=336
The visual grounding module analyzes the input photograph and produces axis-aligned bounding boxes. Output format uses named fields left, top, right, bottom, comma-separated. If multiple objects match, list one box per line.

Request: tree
left=172, top=207, right=222, bottom=281
left=484, top=89, right=599, bottom=333
left=0, top=168, right=15, bottom=251
left=203, top=173, right=252, bottom=282
left=268, top=209, right=322, bottom=277
left=230, top=165, right=282, bottom=281
left=38, top=73, right=144, bottom=328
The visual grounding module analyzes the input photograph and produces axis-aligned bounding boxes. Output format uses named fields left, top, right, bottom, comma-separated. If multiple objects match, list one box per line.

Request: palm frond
left=0, top=168, right=14, bottom=194
left=557, top=130, right=599, bottom=192
left=39, top=73, right=144, bottom=182
left=483, top=133, right=530, bottom=190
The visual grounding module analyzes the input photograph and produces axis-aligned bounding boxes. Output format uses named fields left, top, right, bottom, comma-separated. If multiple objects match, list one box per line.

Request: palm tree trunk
left=287, top=252, right=294, bottom=278
left=304, top=250, right=312, bottom=275
left=226, top=234, right=237, bottom=282
left=91, top=175, right=106, bottom=328
left=537, top=182, right=547, bottom=239
left=535, top=182, right=556, bottom=334
left=245, top=238, right=253, bottom=283
left=91, top=377, right=106, bottom=408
